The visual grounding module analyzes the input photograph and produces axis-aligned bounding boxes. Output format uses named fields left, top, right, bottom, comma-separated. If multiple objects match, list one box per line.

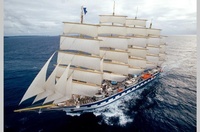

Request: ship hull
left=47, top=72, right=160, bottom=113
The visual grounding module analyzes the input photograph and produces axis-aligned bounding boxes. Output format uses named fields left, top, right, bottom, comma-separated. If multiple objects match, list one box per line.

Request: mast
left=81, top=6, right=83, bottom=24
left=146, top=25, right=162, bottom=68
left=158, top=36, right=167, bottom=66
left=149, top=19, right=153, bottom=29
left=98, top=5, right=130, bottom=80
left=113, top=1, right=115, bottom=16
left=125, top=15, right=148, bottom=75
left=135, top=7, right=138, bottom=19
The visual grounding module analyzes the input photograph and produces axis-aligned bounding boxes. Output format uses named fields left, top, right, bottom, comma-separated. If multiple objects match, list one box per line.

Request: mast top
left=80, top=6, right=87, bottom=23
left=149, top=19, right=153, bottom=28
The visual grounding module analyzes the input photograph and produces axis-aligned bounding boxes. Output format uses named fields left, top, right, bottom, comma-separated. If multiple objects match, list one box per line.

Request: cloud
left=4, top=0, right=196, bottom=36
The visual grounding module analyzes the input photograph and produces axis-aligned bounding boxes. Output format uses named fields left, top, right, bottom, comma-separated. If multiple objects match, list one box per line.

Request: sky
left=4, top=0, right=196, bottom=36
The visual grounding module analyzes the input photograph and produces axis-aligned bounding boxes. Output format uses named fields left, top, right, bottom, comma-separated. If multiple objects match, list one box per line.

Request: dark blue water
left=4, top=35, right=196, bottom=132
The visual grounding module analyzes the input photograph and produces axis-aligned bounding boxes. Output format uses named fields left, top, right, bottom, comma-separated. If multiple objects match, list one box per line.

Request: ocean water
left=4, top=35, right=196, bottom=132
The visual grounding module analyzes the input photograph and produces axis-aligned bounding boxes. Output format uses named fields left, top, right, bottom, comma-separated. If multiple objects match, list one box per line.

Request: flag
left=83, top=7, right=87, bottom=15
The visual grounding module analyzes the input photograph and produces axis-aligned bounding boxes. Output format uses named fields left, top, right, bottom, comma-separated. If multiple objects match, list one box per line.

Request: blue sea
left=4, top=35, right=196, bottom=132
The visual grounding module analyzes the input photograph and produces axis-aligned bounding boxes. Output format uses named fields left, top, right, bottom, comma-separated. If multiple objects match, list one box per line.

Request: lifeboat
left=141, top=73, right=152, bottom=80
left=117, top=88, right=124, bottom=92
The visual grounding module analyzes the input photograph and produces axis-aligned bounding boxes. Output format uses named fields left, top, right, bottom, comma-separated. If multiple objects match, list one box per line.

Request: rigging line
left=101, top=50, right=107, bottom=59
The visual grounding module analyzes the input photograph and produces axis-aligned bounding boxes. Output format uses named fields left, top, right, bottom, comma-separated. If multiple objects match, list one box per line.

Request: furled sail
left=19, top=52, right=56, bottom=104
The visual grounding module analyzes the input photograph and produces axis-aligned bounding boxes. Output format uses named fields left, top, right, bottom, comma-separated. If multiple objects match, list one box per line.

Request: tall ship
left=14, top=5, right=166, bottom=113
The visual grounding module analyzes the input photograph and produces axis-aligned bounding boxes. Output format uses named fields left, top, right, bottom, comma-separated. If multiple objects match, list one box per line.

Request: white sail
left=126, top=18, right=147, bottom=27
left=98, top=25, right=127, bottom=36
left=57, top=51, right=101, bottom=71
left=103, top=61, right=128, bottom=75
left=99, top=15, right=127, bottom=25
left=147, top=37, right=161, bottom=46
left=103, top=72, right=127, bottom=82
left=128, top=58, right=146, bottom=68
left=43, top=64, right=71, bottom=104
left=128, top=48, right=146, bottom=58
left=72, top=82, right=100, bottom=97
left=71, top=69, right=102, bottom=85
left=146, top=55, right=159, bottom=64
left=63, top=22, right=99, bottom=38
left=99, top=36, right=128, bottom=50
left=147, top=28, right=161, bottom=36
left=147, top=46, right=160, bottom=55
left=100, top=49, right=128, bottom=63
left=33, top=62, right=60, bottom=104
left=128, top=67, right=144, bottom=75
left=56, top=66, right=103, bottom=85
left=127, top=27, right=147, bottom=36
left=128, top=37, right=147, bottom=48
left=60, top=36, right=100, bottom=55
left=19, top=52, right=55, bottom=104
left=53, top=75, right=72, bottom=104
